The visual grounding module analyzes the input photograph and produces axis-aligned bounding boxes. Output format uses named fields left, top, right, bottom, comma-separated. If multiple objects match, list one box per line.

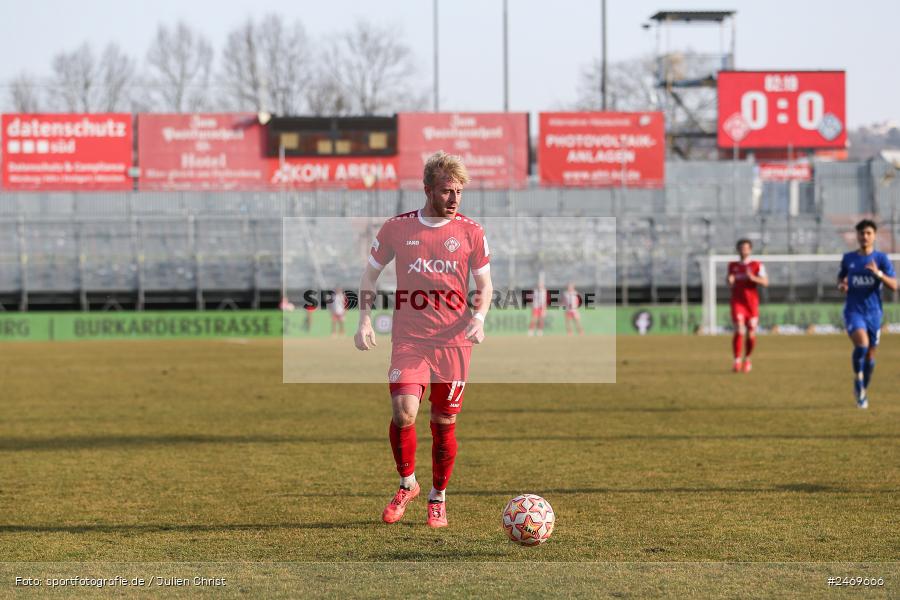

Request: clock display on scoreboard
left=717, top=71, right=846, bottom=149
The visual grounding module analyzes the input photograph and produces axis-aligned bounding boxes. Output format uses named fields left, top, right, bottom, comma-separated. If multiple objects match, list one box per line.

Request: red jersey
left=369, top=210, right=490, bottom=347
left=728, top=259, right=766, bottom=312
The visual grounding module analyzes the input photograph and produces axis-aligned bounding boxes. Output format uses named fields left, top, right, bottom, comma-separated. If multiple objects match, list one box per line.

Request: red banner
left=397, top=113, right=529, bottom=189
left=717, top=71, right=846, bottom=149
left=138, top=113, right=266, bottom=191
left=268, top=156, right=398, bottom=190
left=757, top=162, right=812, bottom=182
left=1, top=113, right=132, bottom=190
left=538, top=112, right=665, bottom=188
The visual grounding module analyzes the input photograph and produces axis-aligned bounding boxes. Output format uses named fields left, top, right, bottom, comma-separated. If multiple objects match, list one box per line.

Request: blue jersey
left=838, top=250, right=895, bottom=316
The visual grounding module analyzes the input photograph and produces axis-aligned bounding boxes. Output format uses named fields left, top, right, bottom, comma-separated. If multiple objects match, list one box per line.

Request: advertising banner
left=137, top=113, right=266, bottom=190
left=757, top=162, right=813, bottom=182
left=4, top=304, right=900, bottom=342
left=397, top=112, right=529, bottom=189
left=1, top=113, right=132, bottom=190
left=538, top=112, right=665, bottom=188
left=717, top=71, right=847, bottom=149
left=268, top=156, right=399, bottom=190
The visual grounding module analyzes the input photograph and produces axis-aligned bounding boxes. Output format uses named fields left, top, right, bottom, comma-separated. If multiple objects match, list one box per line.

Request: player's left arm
left=749, top=263, right=769, bottom=287
left=465, top=268, right=493, bottom=344
left=866, top=256, right=898, bottom=291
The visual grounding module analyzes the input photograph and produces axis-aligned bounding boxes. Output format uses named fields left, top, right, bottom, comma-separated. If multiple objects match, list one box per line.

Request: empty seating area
left=0, top=164, right=896, bottom=311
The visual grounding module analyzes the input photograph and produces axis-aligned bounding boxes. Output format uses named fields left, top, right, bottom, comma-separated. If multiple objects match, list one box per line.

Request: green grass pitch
left=0, top=335, right=896, bottom=598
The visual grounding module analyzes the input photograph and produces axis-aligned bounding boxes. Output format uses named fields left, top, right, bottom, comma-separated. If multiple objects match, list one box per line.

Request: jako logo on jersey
left=406, top=240, right=420, bottom=246
left=851, top=275, right=876, bottom=287
left=408, top=258, right=458, bottom=273
left=444, top=237, right=461, bottom=252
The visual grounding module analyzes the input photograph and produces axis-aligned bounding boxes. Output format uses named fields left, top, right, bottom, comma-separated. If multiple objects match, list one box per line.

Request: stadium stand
left=0, top=159, right=897, bottom=310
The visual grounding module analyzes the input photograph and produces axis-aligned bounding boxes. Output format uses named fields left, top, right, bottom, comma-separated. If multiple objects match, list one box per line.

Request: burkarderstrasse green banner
left=0, top=312, right=282, bottom=342
left=0, top=304, right=897, bottom=342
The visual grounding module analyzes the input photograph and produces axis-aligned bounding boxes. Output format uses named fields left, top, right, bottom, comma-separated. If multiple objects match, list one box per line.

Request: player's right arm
left=837, top=256, right=849, bottom=293
left=354, top=262, right=381, bottom=350
left=355, top=223, right=394, bottom=351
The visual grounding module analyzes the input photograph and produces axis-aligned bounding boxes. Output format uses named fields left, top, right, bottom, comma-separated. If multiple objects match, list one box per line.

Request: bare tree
left=221, top=14, right=312, bottom=114
left=576, top=55, right=661, bottom=111
left=305, top=71, right=349, bottom=116
left=51, top=42, right=135, bottom=111
left=100, top=44, right=134, bottom=111
left=52, top=43, right=96, bottom=111
left=318, top=20, right=428, bottom=115
left=146, top=21, right=213, bottom=112
left=9, top=73, right=43, bottom=112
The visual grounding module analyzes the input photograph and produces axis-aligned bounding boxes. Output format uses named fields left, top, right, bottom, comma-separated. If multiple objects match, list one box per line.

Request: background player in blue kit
left=837, top=220, right=898, bottom=408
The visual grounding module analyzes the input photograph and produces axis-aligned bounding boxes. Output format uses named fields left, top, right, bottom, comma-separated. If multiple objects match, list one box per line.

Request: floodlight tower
left=648, top=10, right=736, bottom=159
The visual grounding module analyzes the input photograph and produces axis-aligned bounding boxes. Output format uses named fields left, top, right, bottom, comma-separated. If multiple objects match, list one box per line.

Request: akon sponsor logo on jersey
left=408, top=258, right=458, bottom=274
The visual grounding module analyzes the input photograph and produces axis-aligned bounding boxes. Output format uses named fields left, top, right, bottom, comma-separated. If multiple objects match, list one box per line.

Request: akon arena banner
left=538, top=112, right=665, bottom=188
left=137, top=113, right=267, bottom=190
left=1, top=113, right=132, bottom=190
left=397, top=112, right=529, bottom=189
left=268, top=156, right=399, bottom=190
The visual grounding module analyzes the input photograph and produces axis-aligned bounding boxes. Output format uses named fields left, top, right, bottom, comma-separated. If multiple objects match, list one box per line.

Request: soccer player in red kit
left=354, top=151, right=493, bottom=528
left=727, top=239, right=769, bottom=372
left=527, top=282, right=548, bottom=336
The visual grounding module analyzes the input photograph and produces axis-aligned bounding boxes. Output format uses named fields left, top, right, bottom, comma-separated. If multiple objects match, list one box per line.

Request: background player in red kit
left=727, top=239, right=769, bottom=372
left=354, top=151, right=493, bottom=528
left=527, top=281, right=548, bottom=336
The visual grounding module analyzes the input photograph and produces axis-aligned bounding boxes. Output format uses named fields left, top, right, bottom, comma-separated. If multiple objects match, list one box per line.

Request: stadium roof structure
left=648, top=9, right=737, bottom=159
left=650, top=11, right=735, bottom=23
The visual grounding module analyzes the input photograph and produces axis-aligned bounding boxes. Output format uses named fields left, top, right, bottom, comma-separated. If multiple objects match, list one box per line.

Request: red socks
left=732, top=332, right=744, bottom=360
left=745, top=333, right=756, bottom=358
left=388, top=421, right=416, bottom=477
left=389, top=420, right=458, bottom=491
left=430, top=422, right=458, bottom=492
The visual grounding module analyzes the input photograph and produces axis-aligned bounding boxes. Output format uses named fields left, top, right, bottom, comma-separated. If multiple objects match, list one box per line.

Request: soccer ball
left=501, top=494, right=555, bottom=546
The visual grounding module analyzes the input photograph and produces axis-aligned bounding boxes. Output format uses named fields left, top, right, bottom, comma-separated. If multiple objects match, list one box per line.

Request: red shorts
left=532, top=307, right=546, bottom=318
left=388, top=342, right=472, bottom=414
left=331, top=313, right=345, bottom=323
left=565, top=309, right=579, bottom=320
left=731, top=303, right=759, bottom=327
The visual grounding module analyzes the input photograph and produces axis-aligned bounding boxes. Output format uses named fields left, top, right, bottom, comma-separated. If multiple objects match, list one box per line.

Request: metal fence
left=1, top=159, right=898, bottom=311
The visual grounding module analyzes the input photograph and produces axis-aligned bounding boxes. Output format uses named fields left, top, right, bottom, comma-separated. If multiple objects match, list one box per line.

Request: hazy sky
left=0, top=0, right=896, bottom=127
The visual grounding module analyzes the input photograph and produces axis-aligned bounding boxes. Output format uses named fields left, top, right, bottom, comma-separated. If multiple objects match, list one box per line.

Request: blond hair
left=423, top=151, right=470, bottom=188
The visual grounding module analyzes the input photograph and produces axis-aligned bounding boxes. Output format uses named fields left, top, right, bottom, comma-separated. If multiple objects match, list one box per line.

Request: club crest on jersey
left=389, top=369, right=401, bottom=383
left=372, top=238, right=380, bottom=251
left=444, top=237, right=460, bottom=253
left=408, top=258, right=458, bottom=274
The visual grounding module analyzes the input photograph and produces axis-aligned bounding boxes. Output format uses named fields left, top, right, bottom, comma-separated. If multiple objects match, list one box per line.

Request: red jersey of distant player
left=728, top=259, right=767, bottom=321
left=369, top=209, right=490, bottom=346
left=531, top=285, right=548, bottom=317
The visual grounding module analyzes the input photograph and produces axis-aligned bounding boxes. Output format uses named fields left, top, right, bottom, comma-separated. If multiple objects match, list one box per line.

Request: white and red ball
left=501, top=494, right=555, bottom=546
